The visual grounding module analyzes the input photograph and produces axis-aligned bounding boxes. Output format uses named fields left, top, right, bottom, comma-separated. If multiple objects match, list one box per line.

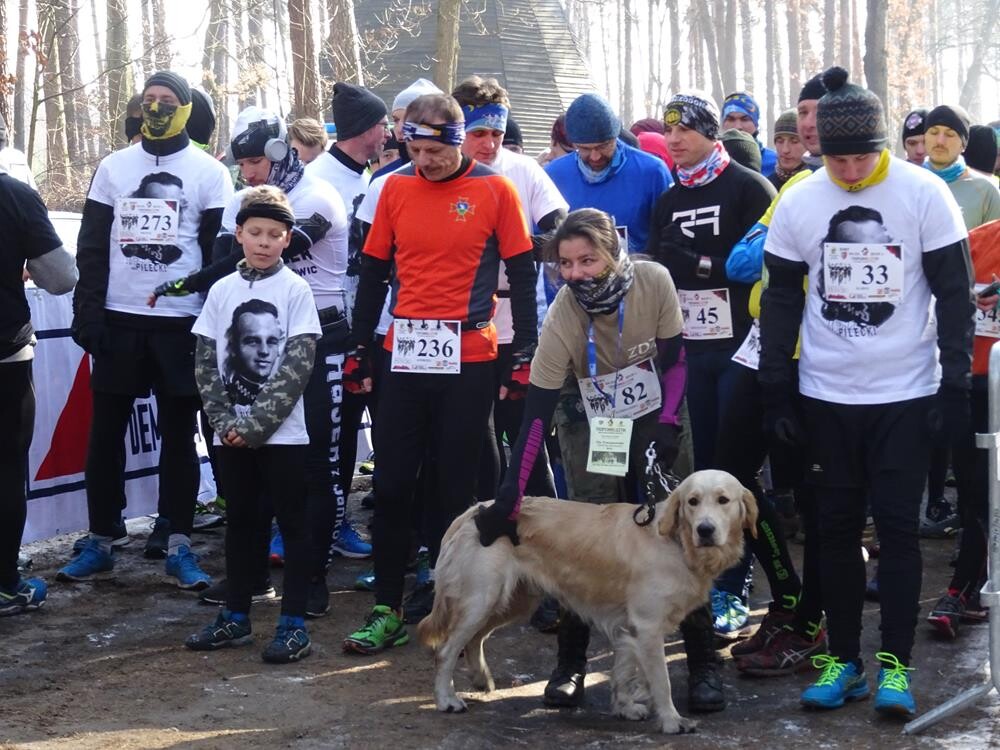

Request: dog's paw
left=436, top=694, right=468, bottom=713
left=658, top=714, right=697, bottom=734
left=614, top=701, right=649, bottom=721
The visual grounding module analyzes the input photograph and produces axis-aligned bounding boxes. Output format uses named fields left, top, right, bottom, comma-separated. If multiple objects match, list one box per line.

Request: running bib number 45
left=391, top=319, right=461, bottom=374
left=679, top=288, right=733, bottom=340
left=823, top=243, right=904, bottom=304
left=116, top=198, right=180, bottom=244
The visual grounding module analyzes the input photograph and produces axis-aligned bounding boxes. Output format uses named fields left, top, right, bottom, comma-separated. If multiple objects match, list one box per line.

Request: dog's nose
left=696, top=522, right=716, bottom=541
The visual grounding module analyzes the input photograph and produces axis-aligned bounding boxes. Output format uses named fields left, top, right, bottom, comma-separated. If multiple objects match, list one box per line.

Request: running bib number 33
left=678, top=288, right=733, bottom=340
left=391, top=319, right=461, bottom=374
left=823, top=243, right=904, bottom=304
left=116, top=198, right=180, bottom=244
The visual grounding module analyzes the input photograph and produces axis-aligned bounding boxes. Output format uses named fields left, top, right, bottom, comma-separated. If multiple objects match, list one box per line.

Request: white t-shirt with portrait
left=88, top=142, right=234, bottom=317
left=222, top=173, right=349, bottom=310
left=765, top=157, right=968, bottom=405
left=192, top=265, right=321, bottom=445
left=355, top=168, right=398, bottom=335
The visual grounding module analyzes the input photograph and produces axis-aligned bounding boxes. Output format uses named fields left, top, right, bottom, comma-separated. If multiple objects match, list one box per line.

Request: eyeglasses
left=574, top=139, right=617, bottom=159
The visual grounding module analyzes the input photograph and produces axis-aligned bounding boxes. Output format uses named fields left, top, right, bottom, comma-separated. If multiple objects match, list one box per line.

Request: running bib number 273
left=391, top=319, right=462, bottom=374
left=116, top=198, right=180, bottom=244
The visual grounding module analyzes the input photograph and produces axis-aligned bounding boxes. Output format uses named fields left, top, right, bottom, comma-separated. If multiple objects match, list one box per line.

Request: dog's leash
left=634, top=442, right=680, bottom=527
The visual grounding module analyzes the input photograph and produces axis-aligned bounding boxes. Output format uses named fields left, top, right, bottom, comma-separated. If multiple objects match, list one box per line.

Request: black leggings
left=218, top=444, right=308, bottom=617
left=0, top=361, right=34, bottom=589
left=950, top=381, right=989, bottom=595
left=373, top=361, right=494, bottom=609
left=86, top=391, right=200, bottom=538
left=802, top=395, right=932, bottom=664
left=714, top=364, right=821, bottom=626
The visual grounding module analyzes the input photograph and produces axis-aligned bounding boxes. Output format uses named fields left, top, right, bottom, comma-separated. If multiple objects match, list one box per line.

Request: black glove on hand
left=475, top=483, right=521, bottom=547
left=71, top=320, right=107, bottom=356
left=761, top=385, right=803, bottom=447
left=656, top=222, right=697, bottom=265
left=929, top=384, right=971, bottom=442
left=152, top=277, right=192, bottom=299
left=652, top=421, right=680, bottom=470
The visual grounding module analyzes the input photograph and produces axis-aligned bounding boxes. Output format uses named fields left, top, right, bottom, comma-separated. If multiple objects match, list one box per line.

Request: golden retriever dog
left=417, top=469, right=757, bottom=735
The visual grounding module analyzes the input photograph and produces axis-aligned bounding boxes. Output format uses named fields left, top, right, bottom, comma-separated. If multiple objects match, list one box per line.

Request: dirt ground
left=1, top=482, right=997, bottom=750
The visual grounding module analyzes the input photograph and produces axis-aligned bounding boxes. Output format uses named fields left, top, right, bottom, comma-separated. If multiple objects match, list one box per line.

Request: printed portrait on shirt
left=223, top=298, right=287, bottom=412
left=817, top=205, right=898, bottom=334
left=119, top=171, right=187, bottom=268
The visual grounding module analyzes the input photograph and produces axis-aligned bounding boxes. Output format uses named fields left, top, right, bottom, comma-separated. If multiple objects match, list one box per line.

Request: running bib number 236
left=823, top=243, right=904, bottom=304
left=391, top=319, right=461, bottom=374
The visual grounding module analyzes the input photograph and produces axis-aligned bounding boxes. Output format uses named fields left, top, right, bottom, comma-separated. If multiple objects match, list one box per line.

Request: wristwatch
left=696, top=255, right=712, bottom=279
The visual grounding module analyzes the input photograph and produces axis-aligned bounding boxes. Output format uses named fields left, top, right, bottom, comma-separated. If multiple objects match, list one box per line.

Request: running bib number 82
left=391, top=319, right=462, bottom=374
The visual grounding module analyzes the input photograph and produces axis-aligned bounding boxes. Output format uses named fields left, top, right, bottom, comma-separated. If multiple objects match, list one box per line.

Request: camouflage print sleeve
left=235, top=333, right=318, bottom=448
left=194, top=334, right=238, bottom=438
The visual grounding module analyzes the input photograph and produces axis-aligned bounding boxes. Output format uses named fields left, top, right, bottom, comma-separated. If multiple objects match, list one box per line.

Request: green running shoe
left=343, top=604, right=409, bottom=654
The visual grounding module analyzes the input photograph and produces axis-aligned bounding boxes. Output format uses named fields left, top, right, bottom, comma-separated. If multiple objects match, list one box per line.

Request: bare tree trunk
left=247, top=2, right=268, bottom=108
left=52, top=0, right=82, bottom=161
left=740, top=0, right=754, bottom=91
left=823, top=0, right=835, bottom=67
left=433, top=0, right=461, bottom=93
left=689, top=7, right=703, bottom=90
left=851, top=0, right=862, bottom=80
left=212, top=1, right=229, bottom=145
left=622, top=0, right=634, bottom=123
left=14, top=0, right=29, bottom=150
left=958, top=0, right=1000, bottom=114
left=37, top=0, right=70, bottom=189
left=695, top=0, right=725, bottom=104
left=955, top=0, right=964, bottom=92
left=928, top=0, right=939, bottom=104
left=105, top=0, right=132, bottom=150
left=838, top=0, right=850, bottom=67
left=140, top=0, right=153, bottom=82
left=720, top=0, right=736, bottom=93
left=151, top=0, right=169, bottom=69
left=864, top=0, right=888, bottom=112
left=0, top=1, right=9, bottom=133
left=765, top=0, right=776, bottom=125
left=799, top=2, right=817, bottom=82
left=645, top=0, right=658, bottom=114
left=786, top=0, right=802, bottom=103
left=668, top=0, right=680, bottom=94
left=616, top=0, right=624, bottom=114
left=202, top=0, right=226, bottom=152
left=88, top=0, right=106, bottom=155
left=275, top=0, right=290, bottom=112
left=288, top=0, right=320, bottom=120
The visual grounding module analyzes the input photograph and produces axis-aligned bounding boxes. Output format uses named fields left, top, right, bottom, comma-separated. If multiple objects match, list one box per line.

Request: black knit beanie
left=798, top=73, right=827, bottom=103
left=503, top=117, right=523, bottom=147
left=964, top=125, right=998, bottom=174
left=186, top=89, right=216, bottom=145
left=143, top=71, right=191, bottom=106
left=331, top=82, right=387, bottom=141
left=925, top=104, right=971, bottom=146
left=901, top=108, right=928, bottom=142
left=721, top=128, right=762, bottom=172
left=816, top=67, right=887, bottom=155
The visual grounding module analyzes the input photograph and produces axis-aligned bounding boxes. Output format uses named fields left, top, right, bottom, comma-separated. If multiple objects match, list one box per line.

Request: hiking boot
left=711, top=588, right=750, bottom=640
left=185, top=610, right=252, bottom=651
left=343, top=605, right=409, bottom=654
left=354, top=569, right=375, bottom=591
left=801, top=655, right=869, bottom=709
left=332, top=519, right=372, bottom=559
left=269, top=525, right=284, bottom=566
left=730, top=607, right=795, bottom=657
left=530, top=597, right=561, bottom=634
left=144, top=517, right=171, bottom=559
left=920, top=498, right=959, bottom=538
left=306, top=577, right=330, bottom=618
left=402, top=581, right=435, bottom=623
left=192, top=503, right=224, bottom=530
left=874, top=652, right=916, bottom=716
left=927, top=593, right=964, bottom=639
left=544, top=611, right=590, bottom=707
left=165, top=545, right=212, bottom=591
left=73, top=519, right=129, bottom=556
left=736, top=626, right=827, bottom=676
left=682, top=604, right=725, bottom=711
left=0, top=577, right=47, bottom=616
left=57, top=539, right=114, bottom=581
left=262, top=616, right=312, bottom=663
left=199, top=578, right=277, bottom=606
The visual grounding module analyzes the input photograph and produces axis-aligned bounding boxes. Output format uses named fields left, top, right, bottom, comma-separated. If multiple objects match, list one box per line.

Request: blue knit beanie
left=565, top=94, right=621, bottom=145
left=722, top=92, right=760, bottom=130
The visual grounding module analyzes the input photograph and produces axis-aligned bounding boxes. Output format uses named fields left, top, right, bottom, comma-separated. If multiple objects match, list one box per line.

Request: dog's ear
left=741, top=487, right=759, bottom=539
left=657, top=484, right=684, bottom=539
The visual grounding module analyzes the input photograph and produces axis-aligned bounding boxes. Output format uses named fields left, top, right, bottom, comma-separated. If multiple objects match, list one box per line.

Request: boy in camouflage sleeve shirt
left=185, top=186, right=321, bottom=663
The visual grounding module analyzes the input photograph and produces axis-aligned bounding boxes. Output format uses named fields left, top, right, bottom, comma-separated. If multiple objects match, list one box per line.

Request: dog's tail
left=416, top=593, right=451, bottom=650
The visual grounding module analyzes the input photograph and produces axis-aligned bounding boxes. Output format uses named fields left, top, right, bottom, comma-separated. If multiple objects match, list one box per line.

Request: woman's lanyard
left=586, top=300, right=625, bottom=415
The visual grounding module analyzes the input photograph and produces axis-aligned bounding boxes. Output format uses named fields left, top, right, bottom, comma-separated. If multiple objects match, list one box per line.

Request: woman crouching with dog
left=477, top=207, right=728, bottom=713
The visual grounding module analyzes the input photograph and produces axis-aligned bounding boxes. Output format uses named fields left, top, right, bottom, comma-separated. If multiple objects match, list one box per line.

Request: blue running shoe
left=711, top=588, right=750, bottom=638
left=166, top=545, right=212, bottom=591
left=874, top=652, right=916, bottom=717
left=332, top=519, right=372, bottom=559
left=262, top=616, right=312, bottom=663
left=801, top=655, right=869, bottom=709
left=185, top=610, right=252, bottom=651
left=354, top=570, right=375, bottom=591
left=413, top=549, right=430, bottom=587
left=269, top=524, right=284, bottom=567
left=57, top=539, right=114, bottom=581
left=0, top=577, right=47, bottom=616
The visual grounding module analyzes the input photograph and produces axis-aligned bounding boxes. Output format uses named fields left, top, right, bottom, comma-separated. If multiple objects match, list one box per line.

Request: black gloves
left=761, top=384, right=803, bottom=447
left=499, top=343, right=535, bottom=400
left=651, top=421, right=680, bottom=470
left=71, top=320, right=107, bottom=356
left=655, top=222, right=696, bottom=265
left=475, top=496, right=520, bottom=547
left=151, top=277, right=192, bottom=300
left=929, top=384, right=971, bottom=443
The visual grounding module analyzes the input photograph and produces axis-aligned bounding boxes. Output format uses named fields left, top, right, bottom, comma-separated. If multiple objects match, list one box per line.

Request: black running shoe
left=262, top=617, right=311, bottom=663
left=185, top=611, right=252, bottom=651
left=144, top=517, right=171, bottom=559
left=199, top=578, right=277, bottom=606
left=402, top=582, right=435, bottom=624
left=306, top=577, right=330, bottom=618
